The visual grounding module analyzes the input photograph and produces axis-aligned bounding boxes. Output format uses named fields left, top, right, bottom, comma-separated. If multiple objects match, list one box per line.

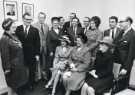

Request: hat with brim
left=98, top=37, right=114, bottom=47
left=59, top=35, right=71, bottom=44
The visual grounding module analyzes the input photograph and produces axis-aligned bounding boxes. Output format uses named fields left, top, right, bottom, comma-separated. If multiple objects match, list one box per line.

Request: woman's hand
left=5, top=70, right=11, bottom=74
left=71, top=68, right=78, bottom=72
left=89, top=70, right=98, bottom=78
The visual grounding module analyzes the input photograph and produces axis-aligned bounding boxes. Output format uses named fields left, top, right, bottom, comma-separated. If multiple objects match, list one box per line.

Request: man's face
left=109, top=19, right=117, bottom=29
left=60, top=18, right=65, bottom=26
left=23, top=15, right=33, bottom=26
left=38, top=14, right=46, bottom=24
left=52, top=20, right=59, bottom=29
left=69, top=13, right=75, bottom=21
left=119, top=21, right=128, bottom=30
left=72, top=18, right=78, bottom=27
left=83, top=17, right=90, bottom=27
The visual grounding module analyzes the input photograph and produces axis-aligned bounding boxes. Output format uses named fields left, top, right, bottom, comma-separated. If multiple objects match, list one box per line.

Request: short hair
left=38, top=12, right=46, bottom=17
left=72, top=17, right=80, bottom=23
left=126, top=16, right=133, bottom=24
left=84, top=17, right=91, bottom=22
left=58, top=16, right=64, bottom=21
left=77, top=34, right=88, bottom=44
left=70, top=12, right=76, bottom=17
left=51, top=17, right=59, bottom=23
left=22, top=13, right=31, bottom=19
left=109, top=16, right=118, bottom=23
left=91, top=16, right=101, bottom=28
left=2, top=18, right=14, bottom=31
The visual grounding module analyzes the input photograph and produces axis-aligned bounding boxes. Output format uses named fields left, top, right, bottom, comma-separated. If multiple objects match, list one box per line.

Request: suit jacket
left=33, top=22, right=49, bottom=52
left=116, top=28, right=135, bottom=73
left=46, top=28, right=63, bottom=54
left=63, top=21, right=82, bottom=32
left=104, top=27, right=122, bottom=44
left=15, top=25, right=40, bottom=63
left=82, top=27, right=91, bottom=35
left=67, top=26, right=83, bottom=46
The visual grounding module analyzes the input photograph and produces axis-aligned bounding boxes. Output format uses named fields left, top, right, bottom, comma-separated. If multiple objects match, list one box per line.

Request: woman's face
left=90, top=21, right=96, bottom=29
left=10, top=22, right=17, bottom=33
left=99, top=43, right=109, bottom=53
left=61, top=40, right=67, bottom=47
left=76, top=38, right=83, bottom=47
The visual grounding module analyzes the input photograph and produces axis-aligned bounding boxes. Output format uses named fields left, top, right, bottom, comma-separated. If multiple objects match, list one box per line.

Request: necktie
left=41, top=24, right=44, bottom=34
left=84, top=27, right=87, bottom=34
left=24, top=26, right=28, bottom=37
left=112, top=29, right=114, bottom=39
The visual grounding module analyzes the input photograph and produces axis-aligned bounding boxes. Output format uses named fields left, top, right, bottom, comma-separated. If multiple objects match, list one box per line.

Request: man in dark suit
left=82, top=17, right=91, bottom=35
left=115, top=17, right=135, bottom=87
left=15, top=13, right=40, bottom=90
left=67, top=17, right=83, bottom=46
left=104, top=16, right=122, bottom=43
left=63, top=13, right=82, bottom=32
left=46, top=17, right=63, bottom=79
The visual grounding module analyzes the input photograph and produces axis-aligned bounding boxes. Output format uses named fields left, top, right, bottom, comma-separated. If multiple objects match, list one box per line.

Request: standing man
left=15, top=13, right=40, bottom=90
left=115, top=17, right=135, bottom=88
left=67, top=17, right=83, bottom=46
left=104, top=16, right=122, bottom=43
left=63, top=12, right=82, bottom=32
left=46, top=17, right=63, bottom=80
left=82, top=17, right=91, bottom=35
left=33, top=12, right=49, bottom=81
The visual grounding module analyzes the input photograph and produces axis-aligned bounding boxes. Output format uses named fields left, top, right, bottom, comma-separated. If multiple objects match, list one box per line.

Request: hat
left=98, top=37, right=114, bottom=47
left=59, top=35, right=71, bottom=44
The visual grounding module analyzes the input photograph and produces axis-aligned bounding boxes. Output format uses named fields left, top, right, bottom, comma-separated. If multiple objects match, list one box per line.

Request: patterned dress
left=53, top=46, right=73, bottom=71
left=86, top=29, right=103, bottom=57
left=63, top=46, right=91, bottom=91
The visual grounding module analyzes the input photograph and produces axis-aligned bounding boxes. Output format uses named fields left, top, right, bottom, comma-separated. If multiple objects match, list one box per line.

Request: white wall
left=0, top=0, right=135, bottom=37
left=0, top=0, right=63, bottom=37
left=61, top=0, right=135, bottom=30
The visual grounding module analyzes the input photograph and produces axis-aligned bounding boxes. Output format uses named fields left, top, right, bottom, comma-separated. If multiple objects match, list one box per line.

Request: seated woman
left=63, top=34, right=91, bottom=95
left=81, top=37, right=114, bottom=95
left=45, top=35, right=73, bottom=95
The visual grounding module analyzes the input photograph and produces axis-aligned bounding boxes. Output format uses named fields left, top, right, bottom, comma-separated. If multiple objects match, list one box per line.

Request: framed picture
left=22, top=3, right=34, bottom=18
left=3, top=1, right=18, bottom=20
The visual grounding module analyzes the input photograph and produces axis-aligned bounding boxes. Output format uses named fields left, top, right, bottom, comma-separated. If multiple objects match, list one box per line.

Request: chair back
left=113, top=63, right=121, bottom=79
left=129, top=59, right=135, bottom=88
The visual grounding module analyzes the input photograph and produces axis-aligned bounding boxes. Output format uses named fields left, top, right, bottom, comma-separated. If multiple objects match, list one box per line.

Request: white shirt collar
left=53, top=28, right=59, bottom=34
left=23, top=25, right=30, bottom=32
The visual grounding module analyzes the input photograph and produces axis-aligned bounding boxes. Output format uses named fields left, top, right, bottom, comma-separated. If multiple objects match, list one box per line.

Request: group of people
left=0, top=12, right=135, bottom=95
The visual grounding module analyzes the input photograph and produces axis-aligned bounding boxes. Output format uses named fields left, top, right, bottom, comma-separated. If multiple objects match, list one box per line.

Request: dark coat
left=86, top=50, right=113, bottom=93
left=115, top=28, right=135, bottom=74
left=67, top=27, right=83, bottom=46
left=15, top=25, right=40, bottom=64
left=0, top=32, right=28, bottom=90
left=104, top=27, right=122, bottom=43
left=63, top=21, right=82, bottom=32
left=46, top=28, right=63, bottom=79
left=46, top=28, right=63, bottom=54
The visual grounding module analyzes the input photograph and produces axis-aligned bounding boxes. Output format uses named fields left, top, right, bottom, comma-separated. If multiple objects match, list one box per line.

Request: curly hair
left=91, top=16, right=101, bottom=28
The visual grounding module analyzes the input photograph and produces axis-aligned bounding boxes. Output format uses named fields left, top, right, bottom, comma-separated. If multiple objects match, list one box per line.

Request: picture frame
left=22, top=3, right=34, bottom=18
left=3, top=1, right=18, bottom=21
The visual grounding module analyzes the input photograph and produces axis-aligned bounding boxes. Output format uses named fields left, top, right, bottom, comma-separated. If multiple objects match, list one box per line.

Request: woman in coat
left=0, top=18, right=28, bottom=94
left=63, top=34, right=91, bottom=95
left=81, top=37, right=114, bottom=95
